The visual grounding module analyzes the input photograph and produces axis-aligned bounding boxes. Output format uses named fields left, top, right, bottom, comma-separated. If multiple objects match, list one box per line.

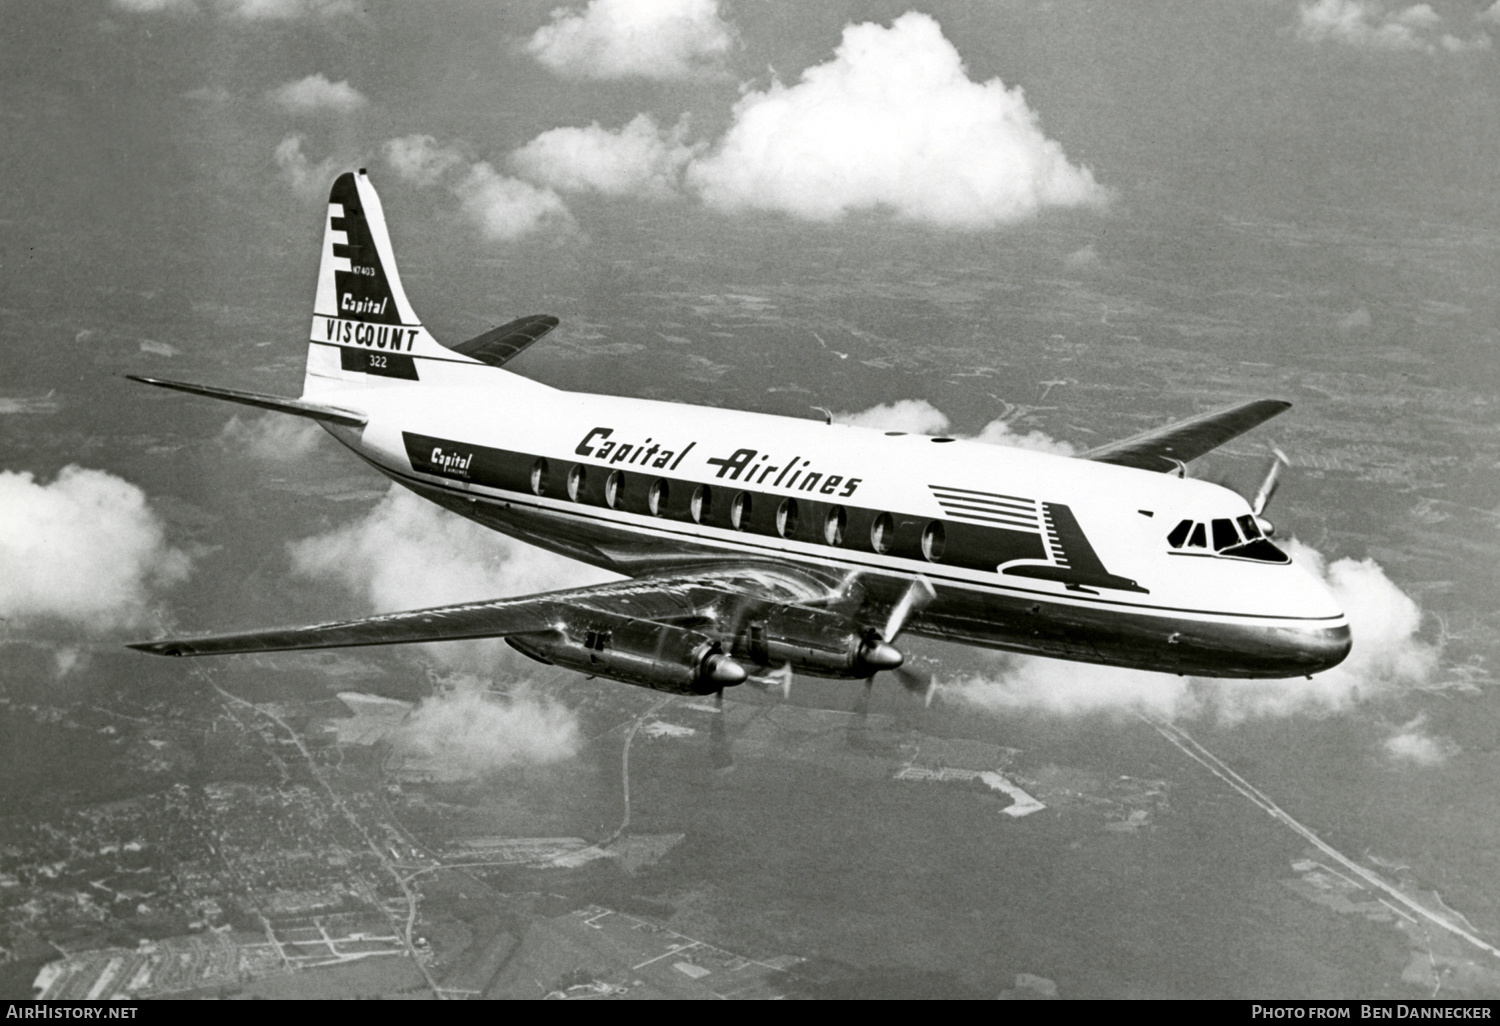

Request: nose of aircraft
left=1304, top=621, right=1352, bottom=674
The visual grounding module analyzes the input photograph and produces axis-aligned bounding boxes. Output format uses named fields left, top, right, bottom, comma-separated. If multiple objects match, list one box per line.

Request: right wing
left=129, top=564, right=833, bottom=657
left=1079, top=398, right=1290, bottom=473
left=448, top=315, right=559, bottom=369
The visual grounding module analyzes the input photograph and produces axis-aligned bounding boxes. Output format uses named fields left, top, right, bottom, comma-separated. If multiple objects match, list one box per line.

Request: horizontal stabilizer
left=449, top=314, right=559, bottom=369
left=126, top=375, right=367, bottom=427
left=1080, top=399, right=1291, bottom=473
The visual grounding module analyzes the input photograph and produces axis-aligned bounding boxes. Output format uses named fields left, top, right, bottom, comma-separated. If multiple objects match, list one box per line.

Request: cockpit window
left=1212, top=519, right=1238, bottom=551
left=1167, top=519, right=1192, bottom=548
left=1168, top=513, right=1290, bottom=563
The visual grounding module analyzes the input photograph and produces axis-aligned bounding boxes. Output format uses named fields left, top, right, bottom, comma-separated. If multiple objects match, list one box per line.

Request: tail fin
left=304, top=170, right=477, bottom=395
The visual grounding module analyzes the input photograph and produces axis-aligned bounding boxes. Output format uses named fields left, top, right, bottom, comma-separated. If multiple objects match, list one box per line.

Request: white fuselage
left=309, top=359, right=1351, bottom=679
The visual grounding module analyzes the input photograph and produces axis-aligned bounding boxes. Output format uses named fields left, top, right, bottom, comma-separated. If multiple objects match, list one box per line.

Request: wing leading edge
left=1079, top=398, right=1291, bottom=473
left=128, top=566, right=834, bottom=658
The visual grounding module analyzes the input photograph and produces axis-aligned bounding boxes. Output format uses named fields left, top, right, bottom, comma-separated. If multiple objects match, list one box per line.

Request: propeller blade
left=893, top=666, right=938, bottom=708
left=1251, top=447, right=1288, bottom=517
left=710, top=689, right=733, bottom=770
left=882, top=576, right=936, bottom=642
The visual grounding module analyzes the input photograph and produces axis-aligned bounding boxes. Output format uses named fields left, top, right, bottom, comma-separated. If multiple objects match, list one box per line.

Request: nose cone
left=859, top=640, right=905, bottom=673
left=1305, top=622, right=1352, bottom=674
left=705, top=654, right=747, bottom=687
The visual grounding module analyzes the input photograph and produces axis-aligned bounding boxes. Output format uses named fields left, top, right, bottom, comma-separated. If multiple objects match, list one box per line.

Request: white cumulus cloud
left=686, top=12, right=1108, bottom=227
left=834, top=398, right=952, bottom=435
left=112, top=0, right=356, bottom=17
left=273, top=134, right=340, bottom=200
left=383, top=135, right=573, bottom=242
left=835, top=398, right=1076, bottom=455
left=1383, top=715, right=1458, bottom=767
left=268, top=73, right=366, bottom=114
left=526, top=0, right=734, bottom=80
left=512, top=115, right=703, bottom=200
left=394, top=677, right=580, bottom=780
left=219, top=414, right=323, bottom=461
left=383, top=134, right=466, bottom=189
left=1297, top=0, right=1490, bottom=53
left=0, top=466, right=190, bottom=632
left=457, top=163, right=575, bottom=242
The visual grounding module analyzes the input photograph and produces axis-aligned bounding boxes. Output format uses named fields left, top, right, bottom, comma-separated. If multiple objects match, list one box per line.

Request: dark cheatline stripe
left=934, top=494, right=1036, bottom=512
left=930, top=484, right=1032, bottom=503
left=936, top=498, right=1038, bottom=520
left=943, top=510, right=1040, bottom=529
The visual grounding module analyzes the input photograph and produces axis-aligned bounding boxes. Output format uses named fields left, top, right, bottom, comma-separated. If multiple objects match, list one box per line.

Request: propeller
left=709, top=688, right=733, bottom=771
left=1250, top=447, right=1289, bottom=536
left=862, top=576, right=938, bottom=703
left=881, top=576, right=935, bottom=645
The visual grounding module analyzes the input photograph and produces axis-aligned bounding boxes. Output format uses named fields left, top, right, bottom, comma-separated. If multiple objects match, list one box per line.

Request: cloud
left=112, top=0, right=356, bottom=17
left=268, top=74, right=366, bottom=114
left=393, top=676, right=579, bottom=780
left=382, top=135, right=573, bottom=242
left=686, top=12, right=1108, bottom=227
left=0, top=466, right=189, bottom=632
left=971, top=418, right=1078, bottom=456
left=219, top=414, right=323, bottom=461
left=1383, top=715, right=1458, bottom=767
left=457, top=164, right=575, bottom=242
left=512, top=115, right=703, bottom=200
left=943, top=539, right=1440, bottom=724
left=383, top=134, right=466, bottom=189
left=111, top=0, right=196, bottom=12
left=834, top=398, right=951, bottom=435
left=526, top=0, right=734, bottom=81
left=287, top=485, right=616, bottom=668
left=273, top=134, right=340, bottom=200
left=835, top=398, right=1076, bottom=454
left=1296, top=0, right=1490, bottom=53
left=222, top=0, right=356, bottom=18
left=1064, top=243, right=1101, bottom=271
left=1482, top=2, right=1500, bottom=26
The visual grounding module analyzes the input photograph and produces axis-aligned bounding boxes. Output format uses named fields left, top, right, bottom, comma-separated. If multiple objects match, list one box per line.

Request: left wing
left=129, top=565, right=834, bottom=657
left=1079, top=398, right=1290, bottom=473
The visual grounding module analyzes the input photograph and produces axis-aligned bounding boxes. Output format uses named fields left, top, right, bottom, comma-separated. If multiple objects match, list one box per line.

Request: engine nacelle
left=735, top=605, right=903, bottom=679
left=506, top=614, right=746, bottom=696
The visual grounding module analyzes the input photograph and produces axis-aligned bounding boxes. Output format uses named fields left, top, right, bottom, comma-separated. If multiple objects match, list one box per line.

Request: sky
left=0, top=0, right=1498, bottom=996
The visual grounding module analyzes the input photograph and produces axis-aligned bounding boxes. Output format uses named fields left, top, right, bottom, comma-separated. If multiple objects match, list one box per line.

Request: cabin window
left=648, top=479, right=669, bottom=517
left=871, top=512, right=895, bottom=554
left=921, top=521, right=946, bottom=562
left=605, top=470, right=623, bottom=509
left=566, top=465, right=585, bottom=502
left=1212, top=518, right=1239, bottom=551
left=824, top=505, right=847, bottom=546
left=731, top=491, right=751, bottom=530
left=776, top=498, right=799, bottom=538
left=691, top=484, right=711, bottom=524
left=1188, top=523, right=1207, bottom=548
left=1237, top=514, right=1262, bottom=540
left=530, top=458, right=548, bottom=497
left=1167, top=519, right=1193, bottom=548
